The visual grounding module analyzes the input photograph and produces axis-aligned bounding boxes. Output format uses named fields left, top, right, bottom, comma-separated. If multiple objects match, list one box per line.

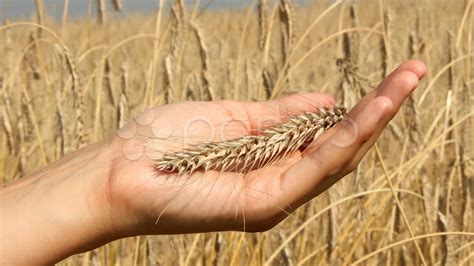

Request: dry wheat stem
left=34, top=0, right=45, bottom=36
left=97, top=0, right=106, bottom=23
left=156, top=106, right=347, bottom=176
left=112, top=0, right=123, bottom=12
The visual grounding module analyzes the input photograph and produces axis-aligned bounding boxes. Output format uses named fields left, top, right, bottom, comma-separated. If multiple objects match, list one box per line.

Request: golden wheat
left=2, top=0, right=472, bottom=264
left=157, top=106, right=347, bottom=175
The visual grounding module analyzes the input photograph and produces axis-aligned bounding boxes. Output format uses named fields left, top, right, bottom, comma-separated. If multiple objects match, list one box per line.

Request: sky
left=0, top=0, right=312, bottom=21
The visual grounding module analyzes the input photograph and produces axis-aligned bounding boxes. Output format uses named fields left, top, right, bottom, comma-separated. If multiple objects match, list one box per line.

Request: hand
left=0, top=60, right=426, bottom=264
left=104, top=60, right=427, bottom=236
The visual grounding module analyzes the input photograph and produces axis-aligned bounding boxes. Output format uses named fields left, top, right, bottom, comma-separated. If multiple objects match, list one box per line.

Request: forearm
left=0, top=139, right=117, bottom=264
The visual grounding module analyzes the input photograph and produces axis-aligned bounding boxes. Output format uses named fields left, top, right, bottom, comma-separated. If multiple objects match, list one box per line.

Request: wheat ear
left=156, top=106, right=347, bottom=176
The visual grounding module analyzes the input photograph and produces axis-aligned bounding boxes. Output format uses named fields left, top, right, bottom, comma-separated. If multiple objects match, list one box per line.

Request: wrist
left=0, top=138, right=117, bottom=264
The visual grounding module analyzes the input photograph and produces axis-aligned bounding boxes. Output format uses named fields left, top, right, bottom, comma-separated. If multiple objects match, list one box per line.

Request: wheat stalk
left=157, top=106, right=347, bottom=176
left=111, top=0, right=123, bottom=12
left=35, top=0, right=45, bottom=36
left=61, top=0, right=69, bottom=39
left=97, top=0, right=107, bottom=23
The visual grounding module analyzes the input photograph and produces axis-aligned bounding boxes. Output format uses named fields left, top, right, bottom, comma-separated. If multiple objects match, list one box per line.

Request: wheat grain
left=156, top=106, right=346, bottom=176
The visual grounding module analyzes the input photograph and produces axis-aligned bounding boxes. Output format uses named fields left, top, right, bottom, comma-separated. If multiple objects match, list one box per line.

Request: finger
left=348, top=70, right=425, bottom=168
left=350, top=59, right=427, bottom=116
left=303, top=60, right=427, bottom=153
left=279, top=61, right=425, bottom=207
left=279, top=96, right=393, bottom=207
left=281, top=60, right=424, bottom=208
left=305, top=59, right=427, bottom=149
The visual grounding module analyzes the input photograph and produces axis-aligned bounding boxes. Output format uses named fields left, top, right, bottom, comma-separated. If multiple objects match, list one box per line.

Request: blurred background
left=0, top=0, right=312, bottom=20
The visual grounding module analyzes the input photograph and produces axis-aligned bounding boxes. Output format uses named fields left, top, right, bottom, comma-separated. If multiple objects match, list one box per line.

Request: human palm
left=106, top=60, right=427, bottom=236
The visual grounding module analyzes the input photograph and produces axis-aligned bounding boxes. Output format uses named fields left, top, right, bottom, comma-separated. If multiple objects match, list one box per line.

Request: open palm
left=106, top=60, right=426, bottom=236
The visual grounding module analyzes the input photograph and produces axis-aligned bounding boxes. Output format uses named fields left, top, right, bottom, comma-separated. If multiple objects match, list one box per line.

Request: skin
left=0, top=60, right=427, bottom=265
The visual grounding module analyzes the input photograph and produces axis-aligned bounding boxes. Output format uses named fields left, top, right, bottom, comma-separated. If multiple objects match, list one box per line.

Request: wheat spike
left=278, top=0, right=295, bottom=90
left=190, top=19, right=214, bottom=100
left=62, top=45, right=86, bottom=147
left=117, top=59, right=129, bottom=128
left=258, top=0, right=268, bottom=51
left=0, top=99, right=14, bottom=153
left=156, top=106, right=347, bottom=176
left=380, top=10, right=392, bottom=77
left=279, top=0, right=295, bottom=57
left=55, top=86, right=66, bottom=157
left=165, top=1, right=188, bottom=102
left=104, top=57, right=116, bottom=106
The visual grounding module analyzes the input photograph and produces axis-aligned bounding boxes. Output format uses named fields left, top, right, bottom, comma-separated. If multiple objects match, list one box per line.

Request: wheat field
left=0, top=0, right=473, bottom=265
